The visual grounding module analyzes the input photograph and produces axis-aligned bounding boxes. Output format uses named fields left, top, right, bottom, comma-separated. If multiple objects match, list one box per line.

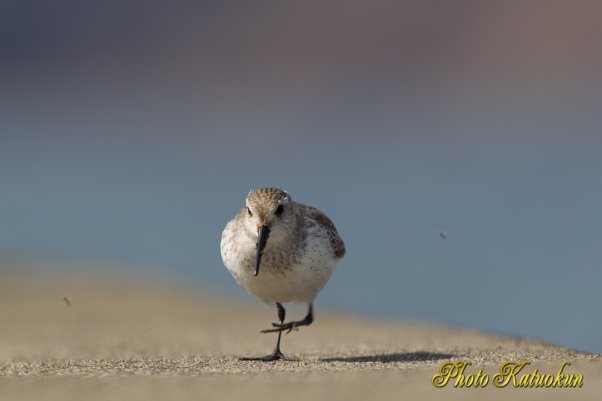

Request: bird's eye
left=275, top=205, right=284, bottom=216
left=247, top=207, right=253, bottom=216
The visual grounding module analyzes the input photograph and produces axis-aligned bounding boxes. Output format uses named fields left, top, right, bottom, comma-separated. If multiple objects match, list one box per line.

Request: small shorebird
left=220, top=187, right=345, bottom=361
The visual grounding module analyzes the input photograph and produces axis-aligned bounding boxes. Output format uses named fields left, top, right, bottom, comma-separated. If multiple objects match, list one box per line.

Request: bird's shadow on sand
left=320, top=351, right=455, bottom=363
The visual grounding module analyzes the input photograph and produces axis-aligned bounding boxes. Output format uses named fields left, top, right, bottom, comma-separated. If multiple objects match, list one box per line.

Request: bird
left=220, top=187, right=345, bottom=361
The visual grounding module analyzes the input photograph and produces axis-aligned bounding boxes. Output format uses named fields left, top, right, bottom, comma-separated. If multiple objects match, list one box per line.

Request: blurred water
left=1, top=85, right=601, bottom=353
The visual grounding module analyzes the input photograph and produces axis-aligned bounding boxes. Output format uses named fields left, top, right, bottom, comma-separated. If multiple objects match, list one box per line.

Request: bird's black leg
left=271, top=302, right=286, bottom=358
left=240, top=302, right=287, bottom=361
left=261, top=303, right=313, bottom=334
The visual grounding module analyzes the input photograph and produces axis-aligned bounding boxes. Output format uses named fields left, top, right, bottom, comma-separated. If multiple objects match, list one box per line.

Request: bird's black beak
left=254, top=225, right=271, bottom=276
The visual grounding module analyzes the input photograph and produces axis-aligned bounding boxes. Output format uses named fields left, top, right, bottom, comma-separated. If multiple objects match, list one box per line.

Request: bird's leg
left=240, top=302, right=286, bottom=361
left=271, top=302, right=286, bottom=357
left=261, top=303, right=313, bottom=334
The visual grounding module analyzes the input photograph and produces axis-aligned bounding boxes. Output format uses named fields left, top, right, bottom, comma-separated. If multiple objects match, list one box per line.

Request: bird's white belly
left=239, top=260, right=336, bottom=304
left=222, top=231, right=338, bottom=304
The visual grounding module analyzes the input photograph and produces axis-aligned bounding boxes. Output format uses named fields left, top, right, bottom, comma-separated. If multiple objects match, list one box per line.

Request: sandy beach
left=1, top=268, right=599, bottom=401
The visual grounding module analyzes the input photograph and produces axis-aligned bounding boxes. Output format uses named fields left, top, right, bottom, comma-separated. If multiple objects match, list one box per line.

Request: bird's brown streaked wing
left=303, top=205, right=346, bottom=259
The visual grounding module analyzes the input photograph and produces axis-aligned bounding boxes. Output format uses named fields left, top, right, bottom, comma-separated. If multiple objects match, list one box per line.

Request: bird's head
left=243, top=187, right=293, bottom=276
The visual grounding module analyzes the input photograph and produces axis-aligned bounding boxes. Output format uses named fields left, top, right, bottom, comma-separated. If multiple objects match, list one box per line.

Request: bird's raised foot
left=240, top=349, right=286, bottom=361
left=261, top=321, right=299, bottom=335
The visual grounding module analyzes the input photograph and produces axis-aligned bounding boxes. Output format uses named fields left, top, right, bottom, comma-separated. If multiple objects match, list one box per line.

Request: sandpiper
left=220, top=187, right=345, bottom=361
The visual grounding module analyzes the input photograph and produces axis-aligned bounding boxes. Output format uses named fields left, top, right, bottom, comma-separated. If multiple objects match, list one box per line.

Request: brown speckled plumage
left=302, top=205, right=346, bottom=259
left=245, top=188, right=290, bottom=224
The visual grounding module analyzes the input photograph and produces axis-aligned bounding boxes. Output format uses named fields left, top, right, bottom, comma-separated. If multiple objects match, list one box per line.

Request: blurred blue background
left=1, top=1, right=601, bottom=352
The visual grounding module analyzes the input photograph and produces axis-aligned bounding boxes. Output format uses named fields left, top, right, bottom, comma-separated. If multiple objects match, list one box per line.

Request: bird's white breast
left=220, top=216, right=339, bottom=304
